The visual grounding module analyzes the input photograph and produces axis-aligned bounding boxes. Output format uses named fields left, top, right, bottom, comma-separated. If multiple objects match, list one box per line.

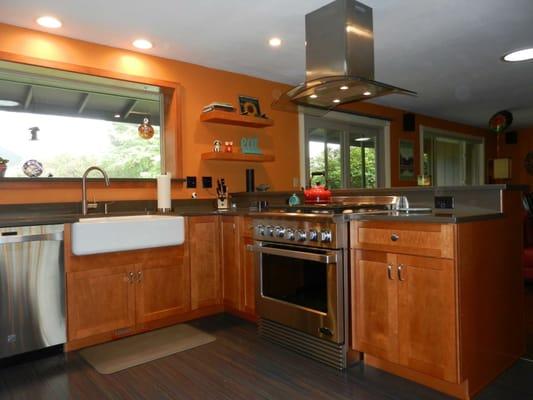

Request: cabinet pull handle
left=128, top=271, right=135, bottom=283
left=387, top=264, right=394, bottom=280
left=137, top=271, right=143, bottom=283
left=398, top=264, right=405, bottom=281
left=391, top=233, right=399, bottom=242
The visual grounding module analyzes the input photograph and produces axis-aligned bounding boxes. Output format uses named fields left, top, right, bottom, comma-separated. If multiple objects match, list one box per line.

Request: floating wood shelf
left=201, top=152, right=275, bottom=162
left=200, top=110, right=274, bottom=128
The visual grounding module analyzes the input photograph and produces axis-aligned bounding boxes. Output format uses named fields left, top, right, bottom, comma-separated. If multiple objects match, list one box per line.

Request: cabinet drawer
left=350, top=221, right=455, bottom=259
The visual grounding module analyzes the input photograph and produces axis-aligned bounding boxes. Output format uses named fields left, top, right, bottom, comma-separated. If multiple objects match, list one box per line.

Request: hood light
left=133, top=39, right=153, bottom=49
left=340, top=85, right=349, bottom=90
left=36, top=16, right=62, bottom=29
left=310, top=94, right=318, bottom=99
left=502, top=48, right=533, bottom=62
left=0, top=100, right=20, bottom=107
left=363, top=91, right=372, bottom=96
left=333, top=99, right=341, bottom=103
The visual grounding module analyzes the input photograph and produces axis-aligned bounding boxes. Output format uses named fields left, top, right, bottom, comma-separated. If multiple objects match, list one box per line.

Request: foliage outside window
left=0, top=61, right=163, bottom=179
left=306, top=115, right=381, bottom=189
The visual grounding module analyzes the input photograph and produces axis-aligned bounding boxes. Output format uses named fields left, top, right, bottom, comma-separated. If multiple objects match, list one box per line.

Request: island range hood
left=273, top=0, right=416, bottom=112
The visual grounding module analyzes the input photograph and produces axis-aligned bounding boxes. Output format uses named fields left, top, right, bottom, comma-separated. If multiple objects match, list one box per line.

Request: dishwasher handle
left=0, top=231, right=64, bottom=245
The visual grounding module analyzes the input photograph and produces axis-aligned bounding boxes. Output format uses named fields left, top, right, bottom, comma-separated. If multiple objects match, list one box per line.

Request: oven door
left=248, top=242, right=344, bottom=344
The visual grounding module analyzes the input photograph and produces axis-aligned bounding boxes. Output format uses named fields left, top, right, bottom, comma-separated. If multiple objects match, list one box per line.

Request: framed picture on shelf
left=238, top=95, right=261, bottom=117
left=399, top=139, right=415, bottom=180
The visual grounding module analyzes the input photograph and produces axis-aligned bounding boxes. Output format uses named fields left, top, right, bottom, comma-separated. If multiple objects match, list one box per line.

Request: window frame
left=0, top=54, right=182, bottom=182
left=299, top=108, right=390, bottom=189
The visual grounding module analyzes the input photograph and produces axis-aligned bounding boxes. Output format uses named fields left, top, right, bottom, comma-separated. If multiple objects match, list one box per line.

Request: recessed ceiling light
left=363, top=91, right=372, bottom=96
left=133, top=39, right=153, bottom=50
left=502, top=48, right=533, bottom=62
left=355, top=137, right=371, bottom=141
left=340, top=85, right=349, bottom=90
left=0, top=99, right=20, bottom=107
left=269, top=37, right=282, bottom=47
left=36, top=16, right=62, bottom=29
left=114, top=114, right=121, bottom=118
left=310, top=94, right=318, bottom=99
left=333, top=99, right=341, bottom=103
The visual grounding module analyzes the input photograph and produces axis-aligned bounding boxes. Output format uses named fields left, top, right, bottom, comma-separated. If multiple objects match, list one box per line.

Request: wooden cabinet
left=136, top=247, right=190, bottom=324
left=220, top=215, right=257, bottom=319
left=221, top=216, right=242, bottom=310
left=352, top=221, right=458, bottom=384
left=67, top=264, right=136, bottom=341
left=188, top=216, right=222, bottom=310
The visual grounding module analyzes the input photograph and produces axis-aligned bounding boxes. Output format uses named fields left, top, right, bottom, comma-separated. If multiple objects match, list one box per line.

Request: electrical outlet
left=202, top=176, right=212, bottom=188
left=186, top=176, right=197, bottom=188
left=434, top=196, right=454, bottom=209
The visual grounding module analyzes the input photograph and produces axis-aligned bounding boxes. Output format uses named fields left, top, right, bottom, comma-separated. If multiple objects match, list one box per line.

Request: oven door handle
left=246, top=244, right=337, bottom=264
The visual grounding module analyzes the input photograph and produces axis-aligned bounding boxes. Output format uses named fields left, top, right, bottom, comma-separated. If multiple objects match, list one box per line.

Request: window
left=0, top=61, right=163, bottom=179
left=421, top=126, right=484, bottom=186
left=304, top=113, right=387, bottom=188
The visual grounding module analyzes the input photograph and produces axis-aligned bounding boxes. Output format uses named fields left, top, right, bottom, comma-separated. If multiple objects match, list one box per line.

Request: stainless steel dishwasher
left=0, top=224, right=66, bottom=358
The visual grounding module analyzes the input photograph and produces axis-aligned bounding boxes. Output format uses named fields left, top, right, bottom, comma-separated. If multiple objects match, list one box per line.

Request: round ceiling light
left=36, top=16, right=62, bottom=29
left=133, top=39, right=153, bottom=50
left=0, top=99, right=20, bottom=107
left=363, top=91, right=372, bottom=96
left=502, top=48, right=533, bottom=62
left=269, top=37, right=282, bottom=47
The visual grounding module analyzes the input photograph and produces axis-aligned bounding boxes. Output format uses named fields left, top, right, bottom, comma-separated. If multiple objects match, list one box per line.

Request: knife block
left=217, top=198, right=229, bottom=209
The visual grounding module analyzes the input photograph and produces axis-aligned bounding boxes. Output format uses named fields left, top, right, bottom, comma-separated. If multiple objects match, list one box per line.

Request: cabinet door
left=188, top=216, right=222, bottom=310
left=352, top=250, right=398, bottom=363
left=136, top=247, right=190, bottom=324
left=67, top=264, right=136, bottom=341
left=241, top=237, right=256, bottom=316
left=221, top=216, right=241, bottom=310
left=397, top=254, right=458, bottom=383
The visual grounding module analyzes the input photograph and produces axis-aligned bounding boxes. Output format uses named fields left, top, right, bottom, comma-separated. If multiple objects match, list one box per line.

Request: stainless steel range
left=248, top=199, right=395, bottom=369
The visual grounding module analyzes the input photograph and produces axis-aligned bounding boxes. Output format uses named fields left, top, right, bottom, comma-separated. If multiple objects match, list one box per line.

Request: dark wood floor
left=1, top=314, right=532, bottom=400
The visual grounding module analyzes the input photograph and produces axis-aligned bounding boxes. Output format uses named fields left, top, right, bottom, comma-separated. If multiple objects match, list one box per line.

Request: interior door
left=397, top=254, right=458, bottom=383
left=136, top=247, right=190, bottom=324
left=353, top=250, right=399, bottom=362
left=67, top=264, right=136, bottom=340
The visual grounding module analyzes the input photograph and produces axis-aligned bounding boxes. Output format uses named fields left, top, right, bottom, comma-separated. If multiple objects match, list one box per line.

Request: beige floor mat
left=79, top=324, right=216, bottom=374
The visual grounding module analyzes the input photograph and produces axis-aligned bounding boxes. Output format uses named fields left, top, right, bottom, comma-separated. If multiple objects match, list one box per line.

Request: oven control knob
left=274, top=226, right=285, bottom=238
left=266, top=225, right=274, bottom=236
left=255, top=224, right=265, bottom=236
left=308, top=230, right=319, bottom=241
left=296, top=230, right=307, bottom=241
left=285, top=229, right=295, bottom=240
left=320, top=230, right=332, bottom=243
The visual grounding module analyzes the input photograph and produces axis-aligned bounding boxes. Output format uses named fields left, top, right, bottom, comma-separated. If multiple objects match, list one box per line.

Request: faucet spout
left=82, top=166, right=110, bottom=215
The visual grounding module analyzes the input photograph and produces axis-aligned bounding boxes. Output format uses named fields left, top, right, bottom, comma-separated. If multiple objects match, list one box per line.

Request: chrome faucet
left=81, top=166, right=110, bottom=215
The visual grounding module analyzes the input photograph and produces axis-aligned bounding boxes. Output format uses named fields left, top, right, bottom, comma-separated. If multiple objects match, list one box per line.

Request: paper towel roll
left=157, top=173, right=171, bottom=211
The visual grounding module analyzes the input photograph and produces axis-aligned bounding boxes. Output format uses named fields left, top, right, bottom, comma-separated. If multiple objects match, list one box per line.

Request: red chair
left=523, top=193, right=533, bottom=282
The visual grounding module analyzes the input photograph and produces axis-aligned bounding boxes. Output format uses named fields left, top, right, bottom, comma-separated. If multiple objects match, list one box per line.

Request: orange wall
left=495, top=127, right=533, bottom=186
left=0, top=23, right=300, bottom=204
left=339, top=102, right=494, bottom=187
left=0, top=23, right=495, bottom=204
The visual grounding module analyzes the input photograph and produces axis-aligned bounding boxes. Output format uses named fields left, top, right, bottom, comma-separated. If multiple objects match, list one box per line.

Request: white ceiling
left=1, top=0, right=533, bottom=128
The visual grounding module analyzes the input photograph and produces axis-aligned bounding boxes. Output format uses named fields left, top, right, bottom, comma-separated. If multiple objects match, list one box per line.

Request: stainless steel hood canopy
left=274, top=0, right=416, bottom=111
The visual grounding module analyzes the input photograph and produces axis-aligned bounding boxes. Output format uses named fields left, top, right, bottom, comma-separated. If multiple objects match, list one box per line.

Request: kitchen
left=0, top=1, right=531, bottom=399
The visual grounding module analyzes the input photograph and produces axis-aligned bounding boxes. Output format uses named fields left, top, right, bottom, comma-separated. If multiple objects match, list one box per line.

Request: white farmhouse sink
left=71, top=215, right=185, bottom=256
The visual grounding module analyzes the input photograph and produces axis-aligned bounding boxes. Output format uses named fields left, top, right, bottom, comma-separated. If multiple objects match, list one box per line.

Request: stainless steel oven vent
left=273, top=0, right=416, bottom=112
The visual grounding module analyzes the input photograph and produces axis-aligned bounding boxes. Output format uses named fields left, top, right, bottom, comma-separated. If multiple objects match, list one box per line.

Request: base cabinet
left=188, top=216, right=221, bottom=310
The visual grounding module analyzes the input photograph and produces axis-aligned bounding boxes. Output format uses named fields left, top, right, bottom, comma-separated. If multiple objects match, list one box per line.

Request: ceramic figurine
left=224, top=141, right=233, bottom=153
left=213, top=139, right=222, bottom=152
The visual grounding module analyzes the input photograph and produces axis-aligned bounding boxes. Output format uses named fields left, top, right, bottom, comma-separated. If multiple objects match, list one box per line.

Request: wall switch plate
left=202, top=176, right=212, bottom=188
left=186, top=176, right=197, bottom=188
left=434, top=196, right=455, bottom=209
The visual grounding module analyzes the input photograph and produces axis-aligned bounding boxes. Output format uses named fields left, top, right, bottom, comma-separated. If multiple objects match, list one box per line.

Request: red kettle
left=304, top=172, right=332, bottom=204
